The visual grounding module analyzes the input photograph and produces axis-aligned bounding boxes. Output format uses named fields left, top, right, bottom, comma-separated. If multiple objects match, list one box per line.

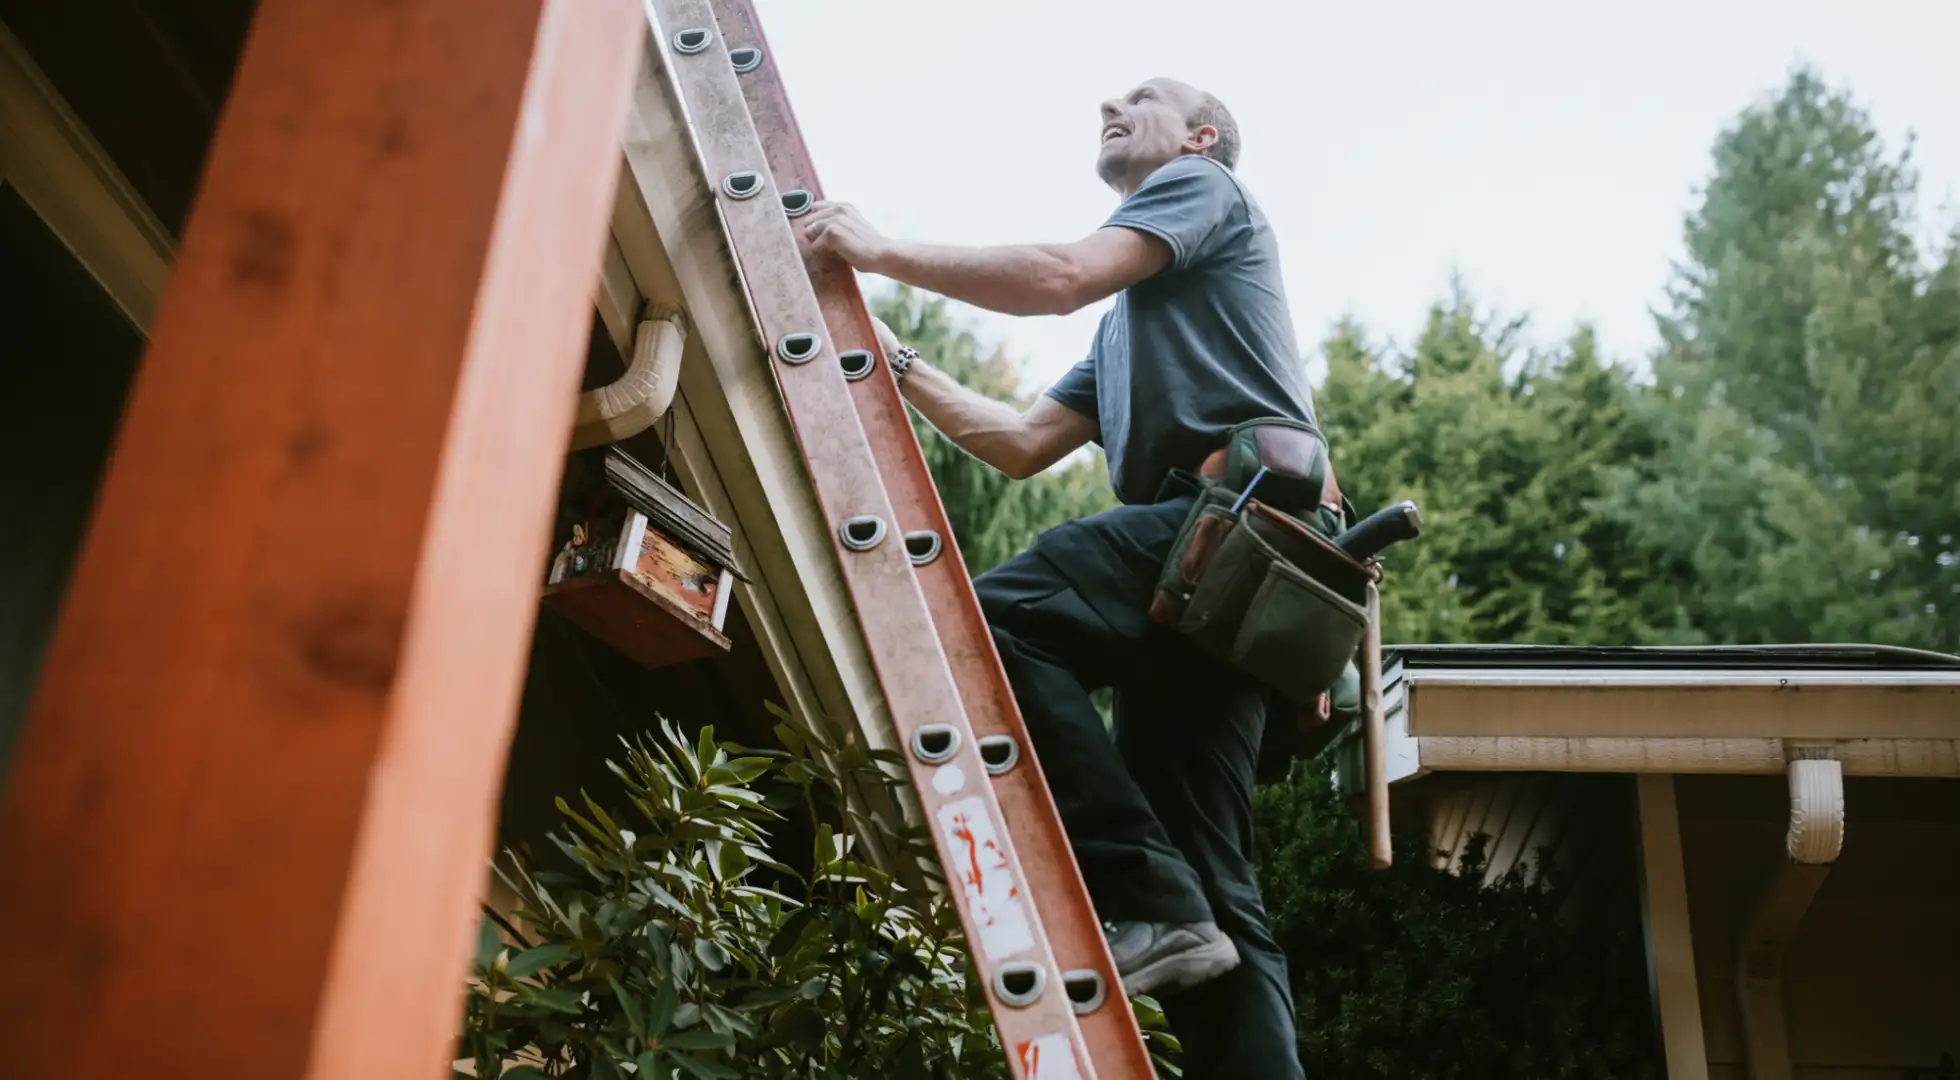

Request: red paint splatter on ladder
left=1015, top=1034, right=1082, bottom=1080
left=951, top=812, right=988, bottom=895
left=936, top=796, right=1037, bottom=959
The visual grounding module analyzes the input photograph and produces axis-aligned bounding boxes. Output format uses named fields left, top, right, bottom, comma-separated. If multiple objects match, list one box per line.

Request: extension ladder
left=645, top=4, right=1401, bottom=1075
left=645, top=2, right=1154, bottom=1076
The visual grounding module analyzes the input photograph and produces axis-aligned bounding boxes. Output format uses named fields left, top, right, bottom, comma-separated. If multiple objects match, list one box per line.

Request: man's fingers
left=804, top=202, right=853, bottom=226
left=802, top=211, right=847, bottom=243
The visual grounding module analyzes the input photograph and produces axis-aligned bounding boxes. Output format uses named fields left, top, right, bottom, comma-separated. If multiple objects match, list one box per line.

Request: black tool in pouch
left=1148, top=419, right=1374, bottom=782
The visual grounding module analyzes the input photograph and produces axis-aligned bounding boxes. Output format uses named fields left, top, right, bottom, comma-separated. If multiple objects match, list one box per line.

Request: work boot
left=1103, top=920, right=1240, bottom=997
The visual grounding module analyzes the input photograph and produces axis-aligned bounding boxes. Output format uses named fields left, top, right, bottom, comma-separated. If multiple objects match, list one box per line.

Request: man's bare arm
left=806, top=204, right=1169, bottom=317
left=904, top=365, right=1097, bottom=479
left=871, top=320, right=1095, bottom=480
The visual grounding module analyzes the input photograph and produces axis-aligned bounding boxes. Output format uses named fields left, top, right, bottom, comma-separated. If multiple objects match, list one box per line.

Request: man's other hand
left=804, top=202, right=889, bottom=271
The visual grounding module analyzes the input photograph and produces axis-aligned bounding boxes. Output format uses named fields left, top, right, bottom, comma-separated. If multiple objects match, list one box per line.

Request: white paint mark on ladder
left=936, top=795, right=1034, bottom=959
left=932, top=763, right=967, bottom=795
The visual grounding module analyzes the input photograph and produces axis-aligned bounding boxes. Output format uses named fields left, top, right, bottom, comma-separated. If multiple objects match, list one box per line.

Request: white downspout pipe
left=570, top=307, right=687, bottom=451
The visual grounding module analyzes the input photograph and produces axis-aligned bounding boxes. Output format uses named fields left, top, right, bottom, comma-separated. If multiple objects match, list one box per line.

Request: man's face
left=1097, top=78, right=1202, bottom=192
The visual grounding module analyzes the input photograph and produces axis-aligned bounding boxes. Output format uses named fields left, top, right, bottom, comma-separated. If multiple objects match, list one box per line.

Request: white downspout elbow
left=1785, top=751, right=1844, bottom=865
left=570, top=307, right=688, bottom=451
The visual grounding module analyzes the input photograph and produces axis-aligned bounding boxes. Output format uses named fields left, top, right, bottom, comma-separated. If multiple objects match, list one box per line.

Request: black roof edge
left=1385, top=643, right=1960, bottom=671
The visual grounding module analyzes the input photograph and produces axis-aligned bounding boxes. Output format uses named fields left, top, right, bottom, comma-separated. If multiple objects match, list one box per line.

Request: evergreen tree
left=1600, top=69, right=1960, bottom=649
left=1316, top=293, right=1665, bottom=646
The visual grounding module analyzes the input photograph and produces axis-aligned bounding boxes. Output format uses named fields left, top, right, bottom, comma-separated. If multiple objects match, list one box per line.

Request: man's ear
left=1185, top=124, right=1220, bottom=154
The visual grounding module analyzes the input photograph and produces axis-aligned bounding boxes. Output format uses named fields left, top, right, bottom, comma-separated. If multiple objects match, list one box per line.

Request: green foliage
left=1596, top=68, right=1960, bottom=650
left=1253, top=765, right=1660, bottom=1077
left=461, top=717, right=1006, bottom=1079
left=1317, top=296, right=1673, bottom=646
left=1318, top=69, right=1960, bottom=655
left=869, top=286, right=1115, bottom=575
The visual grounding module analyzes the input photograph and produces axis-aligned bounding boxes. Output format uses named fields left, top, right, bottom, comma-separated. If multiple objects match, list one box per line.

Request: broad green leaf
left=516, top=984, right=582, bottom=1014
left=766, top=907, right=817, bottom=958
left=707, top=756, right=772, bottom=785
left=700, top=1003, right=755, bottom=1038
left=661, top=1029, right=734, bottom=1051
left=475, top=915, right=504, bottom=972
left=670, top=1054, right=738, bottom=1080
left=649, top=978, right=677, bottom=1035
left=715, top=839, right=750, bottom=881
left=693, top=938, right=730, bottom=972
left=610, top=976, right=645, bottom=1038
left=505, top=943, right=573, bottom=979
left=694, top=726, right=718, bottom=779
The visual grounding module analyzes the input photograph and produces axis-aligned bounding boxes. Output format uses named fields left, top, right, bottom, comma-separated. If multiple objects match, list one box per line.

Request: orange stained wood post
left=0, top=0, right=644, bottom=1075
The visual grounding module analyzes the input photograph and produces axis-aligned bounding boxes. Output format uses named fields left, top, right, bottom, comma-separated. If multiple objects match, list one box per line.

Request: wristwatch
left=889, top=344, right=919, bottom=386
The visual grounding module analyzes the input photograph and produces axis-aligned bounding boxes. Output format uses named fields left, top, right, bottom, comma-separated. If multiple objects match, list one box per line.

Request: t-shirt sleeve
left=1102, top=156, right=1241, bottom=271
left=1044, top=356, right=1100, bottom=439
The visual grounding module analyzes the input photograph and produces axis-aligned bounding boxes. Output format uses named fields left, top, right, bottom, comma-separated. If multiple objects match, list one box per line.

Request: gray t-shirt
left=1046, top=155, right=1317, bottom=505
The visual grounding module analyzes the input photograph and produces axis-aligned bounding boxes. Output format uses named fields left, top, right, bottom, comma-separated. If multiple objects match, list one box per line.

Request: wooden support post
left=0, top=0, right=643, bottom=1076
left=1361, top=580, right=1392, bottom=868
left=1635, top=775, right=1711, bottom=1080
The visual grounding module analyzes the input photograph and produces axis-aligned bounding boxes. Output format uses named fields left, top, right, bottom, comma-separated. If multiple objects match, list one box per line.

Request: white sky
left=749, top=0, right=1960, bottom=390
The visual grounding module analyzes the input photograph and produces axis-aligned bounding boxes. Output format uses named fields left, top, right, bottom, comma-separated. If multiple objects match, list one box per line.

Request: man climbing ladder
left=805, top=76, right=1321, bottom=1080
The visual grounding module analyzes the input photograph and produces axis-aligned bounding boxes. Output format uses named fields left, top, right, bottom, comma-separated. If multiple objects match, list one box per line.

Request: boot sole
left=1118, top=934, right=1242, bottom=998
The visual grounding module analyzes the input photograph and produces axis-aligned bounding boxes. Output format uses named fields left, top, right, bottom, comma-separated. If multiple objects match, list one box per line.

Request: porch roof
left=1329, top=642, right=1960, bottom=789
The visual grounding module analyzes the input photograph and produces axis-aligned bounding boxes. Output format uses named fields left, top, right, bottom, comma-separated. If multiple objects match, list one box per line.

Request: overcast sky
left=748, top=0, right=1960, bottom=390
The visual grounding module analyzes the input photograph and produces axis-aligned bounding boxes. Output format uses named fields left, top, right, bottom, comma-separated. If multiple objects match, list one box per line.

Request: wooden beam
left=1406, top=680, right=1960, bottom=740
left=0, top=0, right=643, bottom=1076
left=0, top=21, right=173, bottom=328
left=1408, top=735, right=1960, bottom=777
left=1635, top=775, right=1712, bottom=1080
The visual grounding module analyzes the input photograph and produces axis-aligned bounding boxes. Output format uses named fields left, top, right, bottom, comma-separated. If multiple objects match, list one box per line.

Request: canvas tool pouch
left=1150, top=419, right=1370, bottom=706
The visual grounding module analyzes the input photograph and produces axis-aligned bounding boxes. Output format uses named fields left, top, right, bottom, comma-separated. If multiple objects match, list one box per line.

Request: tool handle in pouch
left=1336, top=500, right=1422, bottom=560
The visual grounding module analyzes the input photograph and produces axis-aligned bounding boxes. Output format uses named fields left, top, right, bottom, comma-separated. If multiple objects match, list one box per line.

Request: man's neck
left=1110, top=152, right=1196, bottom=199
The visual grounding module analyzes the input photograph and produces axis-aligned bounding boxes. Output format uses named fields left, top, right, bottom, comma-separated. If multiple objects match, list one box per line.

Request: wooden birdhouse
left=542, top=449, right=737, bottom=667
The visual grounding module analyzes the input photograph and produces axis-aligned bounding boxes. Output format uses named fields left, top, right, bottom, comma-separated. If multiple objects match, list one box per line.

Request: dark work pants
left=973, top=474, right=1304, bottom=1080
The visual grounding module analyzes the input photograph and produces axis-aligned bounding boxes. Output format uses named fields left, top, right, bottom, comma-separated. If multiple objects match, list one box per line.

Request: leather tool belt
left=1149, top=418, right=1370, bottom=711
left=1197, top=419, right=1346, bottom=518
